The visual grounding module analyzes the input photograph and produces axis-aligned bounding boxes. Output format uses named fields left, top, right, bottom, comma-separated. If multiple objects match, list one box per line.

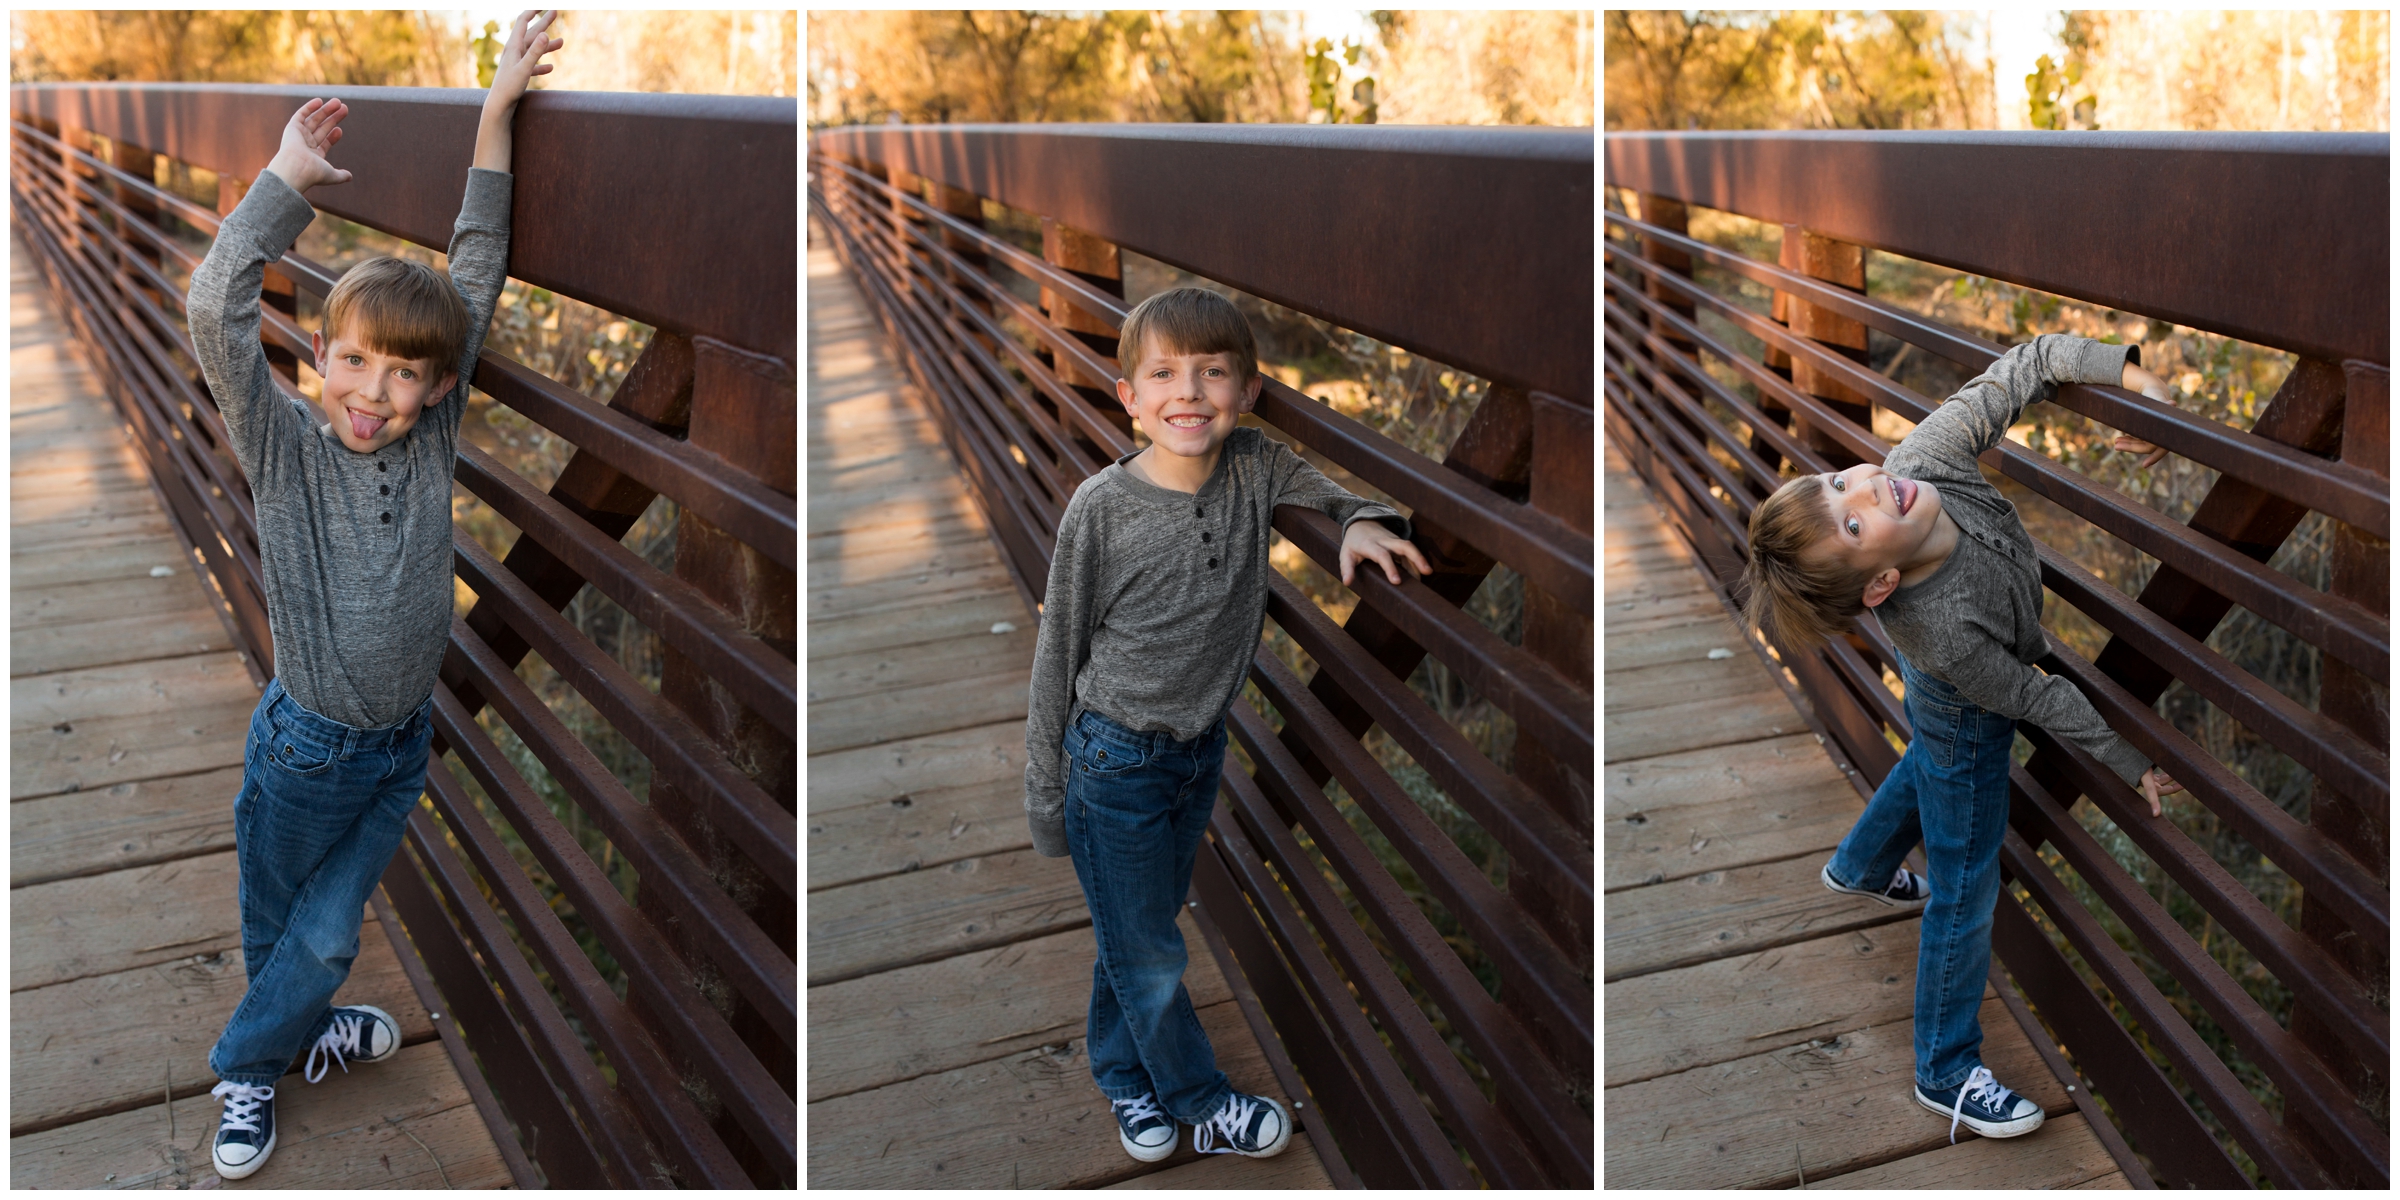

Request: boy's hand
left=2139, top=766, right=2184, bottom=817
left=262, top=98, right=351, bottom=194
left=2113, top=360, right=2174, bottom=469
left=484, top=10, right=563, bottom=115
left=1339, top=520, right=1432, bottom=588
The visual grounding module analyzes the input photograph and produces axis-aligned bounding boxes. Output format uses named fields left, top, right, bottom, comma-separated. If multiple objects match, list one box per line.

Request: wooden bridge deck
left=803, top=215, right=1333, bottom=1188
left=8, top=231, right=511, bottom=1188
left=1599, top=431, right=2133, bottom=1189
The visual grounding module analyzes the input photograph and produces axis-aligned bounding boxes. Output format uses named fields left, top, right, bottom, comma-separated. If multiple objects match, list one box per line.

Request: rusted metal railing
left=810, top=123, right=1594, bottom=1187
left=1604, top=130, right=2387, bottom=1189
left=10, top=83, right=797, bottom=1187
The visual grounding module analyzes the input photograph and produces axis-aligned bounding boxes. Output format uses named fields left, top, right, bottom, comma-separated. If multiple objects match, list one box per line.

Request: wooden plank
left=1602, top=613, right=1753, bottom=674
left=1604, top=734, right=1859, bottom=891
left=13, top=571, right=218, bottom=628
left=8, top=1042, right=509, bottom=1190
left=1800, top=1110, right=2123, bottom=1190
left=806, top=999, right=1282, bottom=1189
left=808, top=589, right=1034, bottom=659
left=11, top=765, right=244, bottom=888
left=808, top=628, right=1037, bottom=705
left=1605, top=653, right=1786, bottom=717
left=10, top=609, right=233, bottom=677
left=9, top=510, right=177, bottom=552
left=1603, top=851, right=1916, bottom=982
left=2070, top=1170, right=2135, bottom=1188
left=10, top=485, right=171, bottom=527
left=810, top=486, right=983, bottom=535
left=807, top=846, right=1087, bottom=986
left=808, top=510, right=990, bottom=559
left=807, top=911, right=1232, bottom=1102
left=11, top=654, right=258, bottom=799
left=1605, top=919, right=1949, bottom=1087
left=808, top=538, right=1011, bottom=595
left=806, top=669, right=1031, bottom=755
left=1602, top=686, right=1803, bottom=763
left=13, top=851, right=241, bottom=991
left=1102, top=1132, right=1333, bottom=1189
left=807, top=718, right=1025, bottom=813
left=811, top=559, right=1017, bottom=619
left=1604, top=587, right=1737, bottom=636
left=1600, top=996, right=2074, bottom=1189
left=808, top=775, right=1029, bottom=891
left=11, top=536, right=198, bottom=591
left=10, top=912, right=435, bottom=1134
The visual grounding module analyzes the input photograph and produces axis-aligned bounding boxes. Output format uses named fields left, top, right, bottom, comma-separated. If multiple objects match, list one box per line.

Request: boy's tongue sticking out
left=347, top=409, right=387, bottom=442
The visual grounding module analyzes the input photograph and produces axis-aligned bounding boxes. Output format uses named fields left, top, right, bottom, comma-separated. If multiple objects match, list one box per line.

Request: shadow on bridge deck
left=6, top=231, right=508, bottom=1187
left=1599, top=430, right=2132, bottom=1189
left=802, top=214, right=1332, bottom=1188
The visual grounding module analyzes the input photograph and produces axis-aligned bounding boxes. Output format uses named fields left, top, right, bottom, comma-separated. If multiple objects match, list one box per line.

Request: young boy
left=1023, top=287, right=1429, bottom=1162
left=184, top=11, right=560, bottom=1180
left=1740, top=332, right=2185, bottom=1143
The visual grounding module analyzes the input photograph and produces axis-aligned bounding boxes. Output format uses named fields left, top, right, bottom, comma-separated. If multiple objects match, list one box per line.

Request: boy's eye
left=397, top=369, right=415, bottom=380
left=345, top=355, right=363, bottom=367
left=1830, top=476, right=1846, bottom=491
left=1847, top=516, right=1862, bottom=537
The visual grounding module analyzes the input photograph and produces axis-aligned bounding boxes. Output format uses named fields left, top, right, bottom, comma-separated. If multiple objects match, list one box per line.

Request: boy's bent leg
left=211, top=703, right=432, bottom=1083
left=1908, top=685, right=2019, bottom=1093
left=1827, top=740, right=1925, bottom=893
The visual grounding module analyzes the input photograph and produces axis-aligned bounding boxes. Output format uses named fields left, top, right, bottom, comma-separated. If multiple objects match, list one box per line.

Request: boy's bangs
left=323, top=258, right=469, bottom=367
left=1119, top=287, right=1257, bottom=378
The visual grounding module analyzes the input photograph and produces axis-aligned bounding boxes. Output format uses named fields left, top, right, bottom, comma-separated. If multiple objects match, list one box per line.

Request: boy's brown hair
left=1115, top=286, right=1258, bottom=382
left=322, top=256, right=470, bottom=368
left=1739, top=474, right=1879, bottom=650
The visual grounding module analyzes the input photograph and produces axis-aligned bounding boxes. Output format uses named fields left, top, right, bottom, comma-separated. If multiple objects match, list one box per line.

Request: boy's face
left=1809, top=462, right=1946, bottom=577
left=1113, top=337, right=1262, bottom=461
left=310, top=322, right=455, bottom=454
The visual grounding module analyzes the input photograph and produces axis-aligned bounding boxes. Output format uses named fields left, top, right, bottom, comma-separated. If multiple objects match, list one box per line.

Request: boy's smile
left=1812, top=462, right=1958, bottom=591
left=310, top=325, right=454, bottom=454
left=1114, top=341, right=1262, bottom=493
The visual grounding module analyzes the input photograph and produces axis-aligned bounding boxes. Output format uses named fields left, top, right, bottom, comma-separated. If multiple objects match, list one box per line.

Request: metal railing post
left=1780, top=226, right=1872, bottom=469
left=1040, top=216, right=1132, bottom=448
left=2288, top=360, right=2391, bottom=1186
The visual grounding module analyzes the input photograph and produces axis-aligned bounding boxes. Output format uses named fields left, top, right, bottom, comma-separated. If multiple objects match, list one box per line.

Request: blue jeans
left=209, top=679, right=433, bottom=1086
left=1062, top=708, right=1232, bottom=1124
left=1826, top=653, right=2018, bottom=1094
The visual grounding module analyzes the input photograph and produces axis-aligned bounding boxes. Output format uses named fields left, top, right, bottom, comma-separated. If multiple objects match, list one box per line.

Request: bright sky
left=1988, top=8, right=2067, bottom=130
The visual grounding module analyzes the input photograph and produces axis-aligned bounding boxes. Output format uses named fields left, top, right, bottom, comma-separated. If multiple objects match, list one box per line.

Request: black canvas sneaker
left=1110, top=1092, right=1178, bottom=1162
left=304, top=1004, right=403, bottom=1082
left=210, top=1080, right=278, bottom=1179
left=1192, top=1089, right=1292, bottom=1158
left=1916, top=1065, right=2045, bottom=1142
left=1822, top=860, right=1931, bottom=909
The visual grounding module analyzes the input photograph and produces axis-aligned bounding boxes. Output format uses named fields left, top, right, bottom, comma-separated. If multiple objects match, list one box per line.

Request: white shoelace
left=1889, top=867, right=1918, bottom=898
left=1193, top=1094, right=1262, bottom=1155
left=304, top=1012, right=372, bottom=1083
left=1112, top=1092, right=1168, bottom=1132
left=212, top=1080, right=275, bottom=1135
left=1947, top=1065, right=2014, bottom=1143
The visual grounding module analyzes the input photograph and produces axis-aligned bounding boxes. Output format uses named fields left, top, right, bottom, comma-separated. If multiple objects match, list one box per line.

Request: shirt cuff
left=1342, top=508, right=1411, bottom=542
left=2097, top=736, right=2151, bottom=788
left=244, top=168, right=320, bottom=253
left=1029, top=811, right=1070, bottom=858
left=2070, top=337, right=2138, bottom=387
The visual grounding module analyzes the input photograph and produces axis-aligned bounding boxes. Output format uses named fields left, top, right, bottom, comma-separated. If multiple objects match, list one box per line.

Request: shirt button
left=380, top=484, right=390, bottom=495
left=1201, top=532, right=1211, bottom=543
left=377, top=461, right=387, bottom=472
left=1208, top=557, right=1218, bottom=568
left=381, top=512, right=392, bottom=523
left=1194, top=505, right=1203, bottom=518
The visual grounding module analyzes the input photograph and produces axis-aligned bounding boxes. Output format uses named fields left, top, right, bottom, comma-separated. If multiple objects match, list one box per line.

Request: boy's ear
left=1240, top=371, right=1262, bottom=412
left=311, top=329, right=326, bottom=371
left=1860, top=568, right=1902, bottom=609
left=430, top=369, right=458, bottom=404
left=1115, top=376, right=1136, bottom=414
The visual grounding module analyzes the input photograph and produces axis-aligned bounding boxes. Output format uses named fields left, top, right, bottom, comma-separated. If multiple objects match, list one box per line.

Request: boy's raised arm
left=1894, top=333, right=2136, bottom=478
left=188, top=102, right=345, bottom=489
left=434, top=10, right=560, bottom=433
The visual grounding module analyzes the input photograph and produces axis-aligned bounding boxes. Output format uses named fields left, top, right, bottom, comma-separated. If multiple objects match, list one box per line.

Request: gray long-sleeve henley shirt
left=1023, top=426, right=1406, bottom=857
left=186, top=167, right=512, bottom=729
left=1877, top=333, right=2152, bottom=785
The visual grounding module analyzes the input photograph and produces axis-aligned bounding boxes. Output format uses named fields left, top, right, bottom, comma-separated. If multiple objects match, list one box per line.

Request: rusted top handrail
left=813, top=122, right=1595, bottom=402
left=12, top=82, right=796, bottom=360
left=1604, top=129, right=2389, bottom=365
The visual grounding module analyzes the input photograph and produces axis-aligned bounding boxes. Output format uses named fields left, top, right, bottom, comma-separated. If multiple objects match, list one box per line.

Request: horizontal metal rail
left=12, top=83, right=797, bottom=1187
left=814, top=125, right=1595, bottom=1187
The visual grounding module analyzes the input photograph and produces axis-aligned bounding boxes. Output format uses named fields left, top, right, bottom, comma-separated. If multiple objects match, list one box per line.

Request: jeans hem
left=1096, top=1081, right=1157, bottom=1104
left=1171, top=1082, right=1233, bottom=1127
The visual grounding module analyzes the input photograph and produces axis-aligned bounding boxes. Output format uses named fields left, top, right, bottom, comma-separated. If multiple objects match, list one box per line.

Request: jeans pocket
left=264, top=717, right=338, bottom=778
left=1074, top=716, right=1153, bottom=777
left=1912, top=696, right=1964, bottom=770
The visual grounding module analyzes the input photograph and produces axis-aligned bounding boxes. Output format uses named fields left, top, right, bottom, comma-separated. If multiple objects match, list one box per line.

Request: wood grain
left=1604, top=734, right=1860, bottom=891
left=10, top=766, right=244, bottom=888
left=806, top=718, right=1024, bottom=813
left=1801, top=1110, right=2125, bottom=1189
left=1601, top=997, right=2072, bottom=1189
left=807, top=911, right=1231, bottom=1102
left=808, top=775, right=1029, bottom=891
left=12, top=851, right=243, bottom=991
left=807, top=847, right=1089, bottom=986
